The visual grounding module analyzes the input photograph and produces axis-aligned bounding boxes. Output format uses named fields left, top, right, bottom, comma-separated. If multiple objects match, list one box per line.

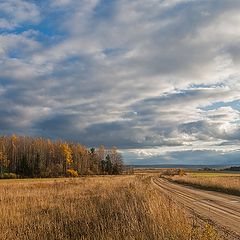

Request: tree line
left=0, top=135, right=124, bottom=178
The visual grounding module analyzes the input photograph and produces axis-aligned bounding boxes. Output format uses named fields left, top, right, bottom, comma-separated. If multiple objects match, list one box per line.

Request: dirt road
left=152, top=177, right=240, bottom=239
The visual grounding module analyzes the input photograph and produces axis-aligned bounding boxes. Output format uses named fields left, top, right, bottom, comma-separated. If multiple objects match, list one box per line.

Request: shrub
left=178, top=169, right=186, bottom=176
left=66, top=169, right=79, bottom=177
left=0, top=173, right=18, bottom=179
left=161, top=168, right=186, bottom=177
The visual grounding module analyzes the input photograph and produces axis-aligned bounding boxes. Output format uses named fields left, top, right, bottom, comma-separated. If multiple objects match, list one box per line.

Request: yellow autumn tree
left=61, top=143, right=73, bottom=164
left=11, top=134, right=17, bottom=143
left=62, top=143, right=79, bottom=177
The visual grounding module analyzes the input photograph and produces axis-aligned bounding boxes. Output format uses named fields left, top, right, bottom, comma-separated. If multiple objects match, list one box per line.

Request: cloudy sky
left=0, top=0, right=240, bottom=165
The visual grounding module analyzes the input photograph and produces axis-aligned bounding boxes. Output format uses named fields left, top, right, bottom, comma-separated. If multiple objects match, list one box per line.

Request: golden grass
left=0, top=175, right=220, bottom=240
left=171, top=173, right=240, bottom=196
left=134, top=168, right=163, bottom=174
left=188, top=172, right=240, bottom=177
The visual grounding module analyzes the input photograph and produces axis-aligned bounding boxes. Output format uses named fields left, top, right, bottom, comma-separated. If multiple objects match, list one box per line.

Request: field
left=170, top=172, right=240, bottom=196
left=0, top=175, right=220, bottom=240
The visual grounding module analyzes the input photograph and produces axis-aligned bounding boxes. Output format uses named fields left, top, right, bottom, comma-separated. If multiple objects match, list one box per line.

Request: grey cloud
left=0, top=0, right=240, bottom=164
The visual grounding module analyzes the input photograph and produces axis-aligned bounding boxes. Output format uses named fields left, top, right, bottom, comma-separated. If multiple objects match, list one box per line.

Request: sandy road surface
left=152, top=177, right=240, bottom=239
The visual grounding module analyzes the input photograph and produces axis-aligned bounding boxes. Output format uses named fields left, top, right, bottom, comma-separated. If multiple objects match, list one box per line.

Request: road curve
left=152, top=177, right=240, bottom=239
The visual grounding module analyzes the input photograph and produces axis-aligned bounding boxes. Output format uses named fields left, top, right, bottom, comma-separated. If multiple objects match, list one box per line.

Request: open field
left=135, top=168, right=240, bottom=196
left=0, top=175, right=220, bottom=240
left=134, top=168, right=164, bottom=174
left=170, top=172, right=240, bottom=196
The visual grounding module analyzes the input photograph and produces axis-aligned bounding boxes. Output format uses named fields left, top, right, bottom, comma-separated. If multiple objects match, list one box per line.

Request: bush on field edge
left=0, top=173, right=18, bottom=179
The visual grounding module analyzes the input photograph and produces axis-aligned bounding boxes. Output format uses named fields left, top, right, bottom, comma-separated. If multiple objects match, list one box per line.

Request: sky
left=0, top=0, right=240, bottom=165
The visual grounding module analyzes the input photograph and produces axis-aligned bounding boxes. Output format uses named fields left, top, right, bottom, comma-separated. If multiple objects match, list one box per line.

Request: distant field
left=171, top=172, right=240, bottom=196
left=188, top=172, right=240, bottom=177
left=0, top=175, right=220, bottom=240
left=134, top=168, right=163, bottom=174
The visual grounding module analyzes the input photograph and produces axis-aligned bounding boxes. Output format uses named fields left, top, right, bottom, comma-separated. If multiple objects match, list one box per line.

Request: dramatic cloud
left=0, top=0, right=239, bottom=164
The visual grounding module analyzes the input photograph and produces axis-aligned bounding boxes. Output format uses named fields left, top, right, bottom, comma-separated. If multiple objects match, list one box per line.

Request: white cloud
left=0, top=0, right=41, bottom=30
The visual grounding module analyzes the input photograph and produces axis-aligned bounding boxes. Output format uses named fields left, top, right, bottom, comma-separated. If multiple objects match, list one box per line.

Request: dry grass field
left=171, top=172, right=240, bottom=196
left=0, top=175, right=220, bottom=240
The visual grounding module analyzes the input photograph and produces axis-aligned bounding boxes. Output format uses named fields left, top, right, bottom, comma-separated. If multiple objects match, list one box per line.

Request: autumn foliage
left=0, top=135, right=124, bottom=178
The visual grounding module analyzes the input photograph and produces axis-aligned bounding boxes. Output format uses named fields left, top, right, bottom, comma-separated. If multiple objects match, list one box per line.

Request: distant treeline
left=222, top=166, right=240, bottom=172
left=0, top=135, right=124, bottom=178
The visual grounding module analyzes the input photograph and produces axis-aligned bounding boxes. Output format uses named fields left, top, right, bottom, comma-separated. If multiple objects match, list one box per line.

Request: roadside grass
left=188, top=172, right=240, bottom=177
left=170, top=173, right=240, bottom=196
left=0, top=175, right=221, bottom=240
